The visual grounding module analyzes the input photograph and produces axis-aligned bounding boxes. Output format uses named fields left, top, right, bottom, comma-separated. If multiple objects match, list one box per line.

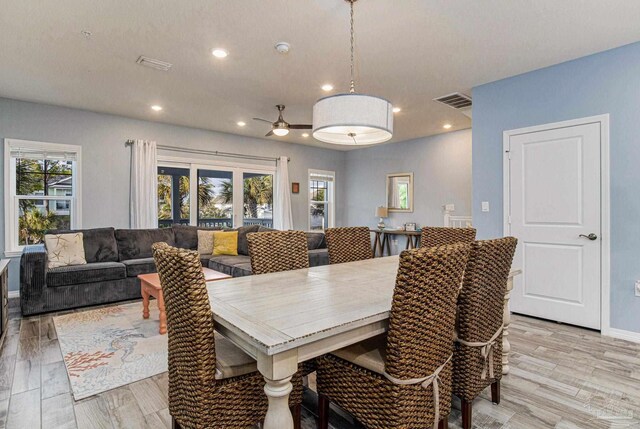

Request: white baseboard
left=605, top=328, right=640, bottom=344
left=8, top=290, right=19, bottom=299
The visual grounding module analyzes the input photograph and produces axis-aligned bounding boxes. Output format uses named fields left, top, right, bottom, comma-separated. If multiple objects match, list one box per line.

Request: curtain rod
left=125, top=140, right=288, bottom=163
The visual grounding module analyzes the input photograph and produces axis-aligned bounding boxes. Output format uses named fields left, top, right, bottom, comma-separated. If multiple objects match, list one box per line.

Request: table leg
left=258, top=350, right=298, bottom=429
left=383, top=234, right=391, bottom=256
left=141, top=285, right=150, bottom=320
left=157, top=291, right=167, bottom=335
left=263, top=376, right=294, bottom=429
left=502, top=276, right=514, bottom=375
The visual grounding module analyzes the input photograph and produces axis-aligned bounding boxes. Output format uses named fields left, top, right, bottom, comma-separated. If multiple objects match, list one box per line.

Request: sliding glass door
left=243, top=172, right=273, bottom=228
left=197, top=169, right=233, bottom=228
left=157, top=161, right=276, bottom=229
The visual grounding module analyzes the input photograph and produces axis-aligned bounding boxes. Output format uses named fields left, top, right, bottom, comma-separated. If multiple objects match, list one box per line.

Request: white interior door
left=507, top=121, right=602, bottom=329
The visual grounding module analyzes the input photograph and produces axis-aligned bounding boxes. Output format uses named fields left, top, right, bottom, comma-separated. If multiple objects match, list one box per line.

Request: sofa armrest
left=20, top=244, right=48, bottom=302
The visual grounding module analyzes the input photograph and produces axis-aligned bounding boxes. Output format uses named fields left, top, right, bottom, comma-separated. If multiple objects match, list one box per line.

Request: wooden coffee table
left=138, top=267, right=232, bottom=334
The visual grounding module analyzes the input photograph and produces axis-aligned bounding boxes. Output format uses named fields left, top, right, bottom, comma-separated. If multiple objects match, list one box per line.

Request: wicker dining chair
left=246, top=230, right=317, bottom=377
left=151, top=243, right=303, bottom=429
left=453, top=237, right=517, bottom=429
left=316, top=243, right=471, bottom=429
left=325, top=226, right=374, bottom=264
left=420, top=226, right=477, bottom=249
left=246, top=230, right=309, bottom=275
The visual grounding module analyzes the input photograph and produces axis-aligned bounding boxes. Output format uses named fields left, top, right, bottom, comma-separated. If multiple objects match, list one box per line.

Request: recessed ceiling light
left=322, top=84, right=334, bottom=92
left=392, top=107, right=401, bottom=113
left=302, top=133, right=309, bottom=138
left=212, top=48, right=229, bottom=58
left=237, top=121, right=246, bottom=127
left=151, top=105, right=163, bottom=112
left=443, top=123, right=453, bottom=129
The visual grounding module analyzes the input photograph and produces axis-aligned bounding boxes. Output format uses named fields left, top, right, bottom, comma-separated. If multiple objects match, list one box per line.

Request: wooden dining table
left=205, top=256, right=520, bottom=429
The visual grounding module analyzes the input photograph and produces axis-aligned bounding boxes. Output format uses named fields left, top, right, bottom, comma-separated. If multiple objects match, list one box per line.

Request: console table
left=371, top=229, right=421, bottom=257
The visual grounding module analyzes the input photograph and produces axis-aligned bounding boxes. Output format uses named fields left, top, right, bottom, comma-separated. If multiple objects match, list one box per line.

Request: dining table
left=205, top=255, right=521, bottom=429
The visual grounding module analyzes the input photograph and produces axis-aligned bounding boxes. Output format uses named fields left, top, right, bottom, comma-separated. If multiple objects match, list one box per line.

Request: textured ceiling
left=1, top=0, right=640, bottom=150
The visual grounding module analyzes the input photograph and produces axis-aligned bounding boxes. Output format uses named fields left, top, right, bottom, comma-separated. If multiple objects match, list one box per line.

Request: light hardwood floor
left=1, top=298, right=640, bottom=429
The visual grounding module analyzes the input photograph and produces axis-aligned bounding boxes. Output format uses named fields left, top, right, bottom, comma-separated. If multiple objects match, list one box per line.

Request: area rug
left=54, top=301, right=168, bottom=400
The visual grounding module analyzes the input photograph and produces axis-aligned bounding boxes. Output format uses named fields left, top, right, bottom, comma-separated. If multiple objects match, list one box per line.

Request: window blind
left=10, top=148, right=77, bottom=162
left=309, top=173, right=334, bottom=182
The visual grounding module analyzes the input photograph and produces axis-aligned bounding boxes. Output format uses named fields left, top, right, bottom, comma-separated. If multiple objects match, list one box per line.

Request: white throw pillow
left=44, top=233, right=87, bottom=269
left=197, top=230, right=215, bottom=255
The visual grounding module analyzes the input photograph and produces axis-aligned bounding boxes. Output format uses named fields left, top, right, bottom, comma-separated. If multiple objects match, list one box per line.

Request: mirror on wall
left=386, top=172, right=414, bottom=212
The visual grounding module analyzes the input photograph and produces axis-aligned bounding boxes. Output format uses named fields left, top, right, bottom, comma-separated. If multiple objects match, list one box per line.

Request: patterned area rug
left=54, top=301, right=168, bottom=400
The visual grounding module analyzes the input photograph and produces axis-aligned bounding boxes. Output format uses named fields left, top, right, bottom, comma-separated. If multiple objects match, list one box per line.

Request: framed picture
left=405, top=222, right=417, bottom=231
left=292, top=182, right=300, bottom=194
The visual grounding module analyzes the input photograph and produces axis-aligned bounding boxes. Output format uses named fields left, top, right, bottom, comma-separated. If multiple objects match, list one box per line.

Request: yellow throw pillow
left=212, top=231, right=238, bottom=256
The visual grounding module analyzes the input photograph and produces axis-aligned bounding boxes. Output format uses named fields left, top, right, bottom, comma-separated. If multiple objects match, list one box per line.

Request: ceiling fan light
left=273, top=128, right=289, bottom=137
left=312, top=94, right=393, bottom=145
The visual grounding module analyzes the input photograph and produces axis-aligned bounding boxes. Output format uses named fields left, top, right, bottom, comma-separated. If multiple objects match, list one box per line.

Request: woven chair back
left=152, top=242, right=217, bottom=423
left=247, top=230, right=309, bottom=275
left=385, top=243, right=471, bottom=380
left=420, top=227, right=476, bottom=249
left=325, top=226, right=373, bottom=264
left=453, top=237, right=517, bottom=399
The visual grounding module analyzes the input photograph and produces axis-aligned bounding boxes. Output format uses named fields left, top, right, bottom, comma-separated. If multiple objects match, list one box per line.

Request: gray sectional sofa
left=20, top=224, right=329, bottom=316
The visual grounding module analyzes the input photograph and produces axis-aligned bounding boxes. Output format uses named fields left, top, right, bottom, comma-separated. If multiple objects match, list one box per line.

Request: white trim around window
left=308, top=169, right=335, bottom=231
left=4, top=139, right=82, bottom=257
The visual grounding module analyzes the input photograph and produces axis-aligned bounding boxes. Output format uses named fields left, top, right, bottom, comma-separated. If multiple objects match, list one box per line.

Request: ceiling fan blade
left=253, top=118, right=273, bottom=124
left=265, top=130, right=274, bottom=137
left=289, top=124, right=313, bottom=129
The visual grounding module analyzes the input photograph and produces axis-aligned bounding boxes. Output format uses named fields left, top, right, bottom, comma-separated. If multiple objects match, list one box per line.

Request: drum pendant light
left=312, top=0, right=393, bottom=145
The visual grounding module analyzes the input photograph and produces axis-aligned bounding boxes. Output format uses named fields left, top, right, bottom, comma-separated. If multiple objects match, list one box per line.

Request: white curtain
left=130, top=139, right=158, bottom=229
left=274, top=156, right=293, bottom=230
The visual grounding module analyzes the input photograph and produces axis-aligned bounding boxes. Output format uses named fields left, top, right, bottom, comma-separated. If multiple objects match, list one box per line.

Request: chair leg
left=491, top=380, right=501, bottom=404
left=461, top=399, right=472, bottom=429
left=318, top=393, right=330, bottom=429
left=291, top=404, right=302, bottom=429
left=171, top=416, right=181, bottom=429
left=438, top=415, right=449, bottom=429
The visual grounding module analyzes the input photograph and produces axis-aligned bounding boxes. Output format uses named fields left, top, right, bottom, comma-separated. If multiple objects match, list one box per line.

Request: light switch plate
left=635, top=280, right=640, bottom=297
left=481, top=201, right=490, bottom=212
left=445, top=204, right=455, bottom=212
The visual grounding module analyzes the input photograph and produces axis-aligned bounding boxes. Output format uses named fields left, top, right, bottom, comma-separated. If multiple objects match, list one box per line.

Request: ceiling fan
left=253, top=105, right=312, bottom=137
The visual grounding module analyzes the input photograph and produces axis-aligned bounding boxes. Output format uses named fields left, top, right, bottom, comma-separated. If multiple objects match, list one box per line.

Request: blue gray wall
left=345, top=129, right=472, bottom=253
left=472, top=41, right=640, bottom=333
left=0, top=97, right=347, bottom=291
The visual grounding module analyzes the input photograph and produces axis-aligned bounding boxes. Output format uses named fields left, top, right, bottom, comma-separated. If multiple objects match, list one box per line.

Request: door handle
left=579, top=233, right=598, bottom=241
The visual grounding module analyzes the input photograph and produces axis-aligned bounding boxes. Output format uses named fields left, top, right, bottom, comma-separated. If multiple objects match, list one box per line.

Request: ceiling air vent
left=433, top=92, right=472, bottom=109
left=136, top=55, right=172, bottom=71
left=433, top=92, right=472, bottom=119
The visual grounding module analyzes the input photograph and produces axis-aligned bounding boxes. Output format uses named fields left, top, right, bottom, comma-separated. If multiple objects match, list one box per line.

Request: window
left=157, top=159, right=275, bottom=229
left=309, top=170, right=335, bottom=231
left=4, top=139, right=82, bottom=255
left=157, top=166, right=190, bottom=228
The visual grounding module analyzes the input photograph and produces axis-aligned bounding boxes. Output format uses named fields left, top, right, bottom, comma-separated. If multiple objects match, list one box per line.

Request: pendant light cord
left=349, top=0, right=356, bottom=94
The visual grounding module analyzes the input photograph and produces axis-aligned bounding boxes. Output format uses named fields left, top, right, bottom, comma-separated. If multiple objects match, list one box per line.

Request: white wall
left=344, top=129, right=472, bottom=253
left=0, top=97, right=346, bottom=290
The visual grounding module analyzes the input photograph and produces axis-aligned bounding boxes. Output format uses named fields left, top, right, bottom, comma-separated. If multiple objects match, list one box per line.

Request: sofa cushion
left=122, top=258, right=156, bottom=277
left=47, top=262, right=126, bottom=287
left=306, top=232, right=327, bottom=250
left=49, top=227, right=119, bottom=263
left=309, top=248, right=330, bottom=267
left=115, top=228, right=176, bottom=261
left=257, top=226, right=277, bottom=233
left=235, top=225, right=260, bottom=255
left=172, top=224, right=222, bottom=250
left=208, top=255, right=253, bottom=278
left=197, top=230, right=215, bottom=255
